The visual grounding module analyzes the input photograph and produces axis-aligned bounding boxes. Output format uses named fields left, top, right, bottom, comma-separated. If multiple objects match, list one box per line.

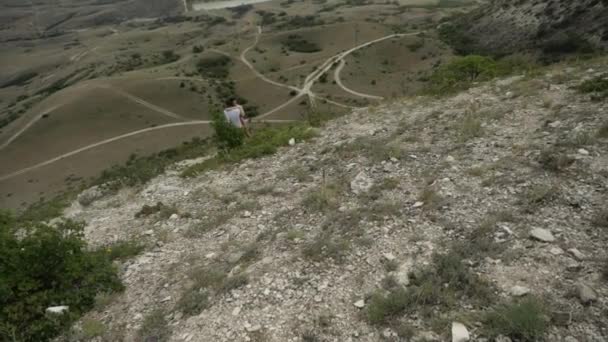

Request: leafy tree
left=0, top=212, right=122, bottom=341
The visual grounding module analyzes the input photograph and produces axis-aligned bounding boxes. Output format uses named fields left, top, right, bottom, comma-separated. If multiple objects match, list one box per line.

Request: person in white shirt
left=223, top=98, right=251, bottom=137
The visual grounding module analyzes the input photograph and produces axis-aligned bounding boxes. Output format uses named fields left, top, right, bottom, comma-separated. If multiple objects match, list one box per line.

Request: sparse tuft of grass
left=521, top=184, right=557, bottom=209
left=137, top=309, right=170, bottom=342
left=302, top=233, right=350, bottom=262
left=598, top=121, right=608, bottom=139
left=366, top=288, right=412, bottom=324
left=384, top=259, right=399, bottom=272
left=418, top=186, right=444, bottom=210
left=302, top=181, right=344, bottom=212
left=176, top=288, right=209, bottom=316
left=577, top=74, right=608, bottom=100
left=457, top=113, right=483, bottom=141
left=81, top=318, right=105, bottom=338
left=103, top=240, right=145, bottom=261
left=178, top=264, right=249, bottom=316
left=134, top=201, right=177, bottom=219
left=537, top=148, right=574, bottom=172
left=592, top=208, right=608, bottom=228
left=301, top=331, right=320, bottom=342
left=185, top=212, right=233, bottom=238
left=337, top=137, right=404, bottom=163
left=366, top=250, right=494, bottom=325
left=482, top=297, right=548, bottom=341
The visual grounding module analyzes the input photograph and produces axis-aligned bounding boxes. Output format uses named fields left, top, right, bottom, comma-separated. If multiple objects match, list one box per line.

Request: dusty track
left=0, top=28, right=418, bottom=180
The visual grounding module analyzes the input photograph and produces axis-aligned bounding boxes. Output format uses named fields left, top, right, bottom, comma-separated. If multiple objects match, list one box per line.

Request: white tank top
left=224, top=107, right=242, bottom=128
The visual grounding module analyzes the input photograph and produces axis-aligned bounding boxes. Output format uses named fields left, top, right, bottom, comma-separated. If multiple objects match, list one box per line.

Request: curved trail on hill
left=334, top=59, right=384, bottom=100
left=0, top=119, right=295, bottom=182
left=0, top=28, right=416, bottom=180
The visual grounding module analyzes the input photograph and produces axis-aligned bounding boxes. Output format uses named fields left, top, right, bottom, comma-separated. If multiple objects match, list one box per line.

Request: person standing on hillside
left=223, top=98, right=251, bottom=137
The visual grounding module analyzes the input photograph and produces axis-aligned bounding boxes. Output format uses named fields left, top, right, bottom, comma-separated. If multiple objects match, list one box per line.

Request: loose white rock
left=567, top=248, right=585, bottom=261
left=288, top=138, right=296, bottom=146
left=530, top=228, right=555, bottom=242
left=576, top=283, right=598, bottom=304
left=354, top=300, right=365, bottom=308
left=46, top=306, right=69, bottom=314
left=451, top=322, right=469, bottom=342
left=350, top=172, right=374, bottom=195
left=383, top=253, right=396, bottom=261
left=510, top=285, right=530, bottom=297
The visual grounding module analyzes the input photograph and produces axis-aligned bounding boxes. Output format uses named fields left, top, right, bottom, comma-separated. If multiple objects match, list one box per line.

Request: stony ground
left=63, top=59, right=608, bottom=342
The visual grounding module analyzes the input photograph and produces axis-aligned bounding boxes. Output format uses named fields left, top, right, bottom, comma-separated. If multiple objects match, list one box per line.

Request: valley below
left=0, top=0, right=477, bottom=209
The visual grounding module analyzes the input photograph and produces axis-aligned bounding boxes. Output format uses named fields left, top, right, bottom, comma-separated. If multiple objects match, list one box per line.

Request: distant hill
left=441, top=0, right=608, bottom=59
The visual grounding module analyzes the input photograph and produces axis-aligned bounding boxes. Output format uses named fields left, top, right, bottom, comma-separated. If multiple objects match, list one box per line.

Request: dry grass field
left=0, top=0, right=478, bottom=209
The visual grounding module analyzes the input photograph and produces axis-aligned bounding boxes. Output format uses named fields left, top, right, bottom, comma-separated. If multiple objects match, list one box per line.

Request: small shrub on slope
left=0, top=211, right=122, bottom=341
left=182, top=123, right=315, bottom=177
left=482, top=297, right=548, bottom=341
left=577, top=74, right=608, bottom=100
left=211, top=111, right=245, bottom=150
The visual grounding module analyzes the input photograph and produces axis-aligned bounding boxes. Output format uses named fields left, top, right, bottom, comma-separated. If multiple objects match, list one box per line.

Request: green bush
left=427, top=55, right=500, bottom=94
left=366, top=288, right=412, bottom=324
left=482, top=297, right=548, bottom=341
left=0, top=212, right=123, bottom=341
left=182, top=123, right=315, bottom=177
left=426, top=55, right=535, bottom=94
left=577, top=74, right=608, bottom=100
left=211, top=111, right=245, bottom=150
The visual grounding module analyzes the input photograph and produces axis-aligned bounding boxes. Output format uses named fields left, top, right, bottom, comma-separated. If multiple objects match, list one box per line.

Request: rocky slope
left=64, top=59, right=608, bottom=341
left=443, top=0, right=608, bottom=57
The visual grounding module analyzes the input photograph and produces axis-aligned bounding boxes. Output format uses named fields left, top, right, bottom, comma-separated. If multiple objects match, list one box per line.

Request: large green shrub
left=211, top=111, right=245, bottom=150
left=428, top=55, right=499, bottom=93
left=0, top=212, right=123, bottom=341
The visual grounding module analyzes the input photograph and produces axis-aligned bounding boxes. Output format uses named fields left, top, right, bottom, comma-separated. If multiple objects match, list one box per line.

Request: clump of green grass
left=176, top=288, right=209, bottom=316
left=418, top=186, right=444, bottom=210
left=137, top=309, right=170, bottom=342
left=577, top=74, right=608, bottom=100
left=453, top=216, right=504, bottom=261
left=366, top=250, right=494, bottom=325
left=537, top=148, right=574, bottom=172
left=337, top=137, right=404, bottom=162
left=592, top=208, right=608, bottom=228
left=302, top=179, right=346, bottom=212
left=457, top=113, right=483, bottom=141
left=598, top=121, right=608, bottom=139
left=177, top=265, right=248, bottom=316
left=302, top=233, right=350, bottom=262
left=102, top=240, right=145, bottom=261
left=482, top=297, right=548, bottom=341
left=134, top=201, right=178, bottom=219
left=366, top=288, right=412, bottom=324
left=521, top=184, right=558, bottom=209
left=185, top=212, right=233, bottom=238
left=182, top=123, right=316, bottom=177
left=80, top=318, right=105, bottom=338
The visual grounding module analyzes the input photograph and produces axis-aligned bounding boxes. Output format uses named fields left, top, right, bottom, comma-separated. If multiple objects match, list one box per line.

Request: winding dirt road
left=0, top=27, right=418, bottom=181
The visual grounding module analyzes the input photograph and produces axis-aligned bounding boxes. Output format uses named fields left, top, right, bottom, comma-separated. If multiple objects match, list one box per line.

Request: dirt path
left=1, top=29, right=417, bottom=180
left=334, top=59, right=383, bottom=100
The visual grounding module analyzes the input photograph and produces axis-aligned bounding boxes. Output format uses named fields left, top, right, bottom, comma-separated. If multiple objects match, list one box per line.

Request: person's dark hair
left=226, top=98, right=236, bottom=107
